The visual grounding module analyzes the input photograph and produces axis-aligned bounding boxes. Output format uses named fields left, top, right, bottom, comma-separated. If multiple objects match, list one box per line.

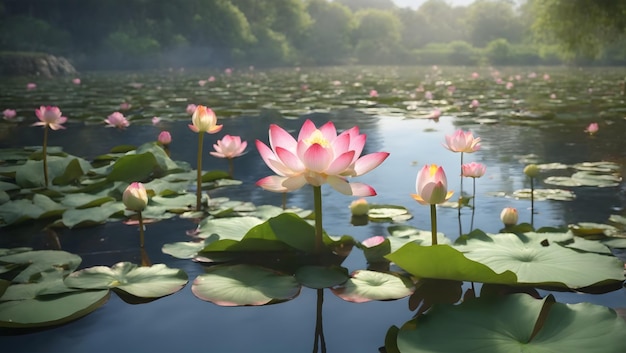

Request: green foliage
left=485, top=38, right=512, bottom=65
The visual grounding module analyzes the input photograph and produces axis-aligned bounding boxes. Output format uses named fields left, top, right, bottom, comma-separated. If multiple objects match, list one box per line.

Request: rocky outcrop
left=0, top=52, right=78, bottom=77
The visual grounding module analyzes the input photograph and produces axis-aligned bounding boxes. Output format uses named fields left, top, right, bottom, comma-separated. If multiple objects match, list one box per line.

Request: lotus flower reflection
left=256, top=119, right=389, bottom=196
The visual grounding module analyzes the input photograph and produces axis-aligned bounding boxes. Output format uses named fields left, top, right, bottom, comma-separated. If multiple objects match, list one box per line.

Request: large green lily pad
left=331, top=270, right=415, bottom=303
left=0, top=250, right=82, bottom=283
left=390, top=294, right=626, bottom=353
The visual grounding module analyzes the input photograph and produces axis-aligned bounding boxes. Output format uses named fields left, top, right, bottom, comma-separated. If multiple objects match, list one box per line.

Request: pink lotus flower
left=461, top=162, right=486, bottom=178
left=550, top=93, right=557, bottom=99
left=256, top=119, right=389, bottom=196
left=105, top=112, right=130, bottom=129
left=119, top=102, right=131, bottom=110
left=208, top=76, right=215, bottom=82
left=428, top=109, right=441, bottom=120
left=32, top=106, right=67, bottom=130
left=361, top=235, right=385, bottom=248
left=469, top=99, right=479, bottom=109
left=543, top=74, right=550, bottom=80
left=224, top=68, right=232, bottom=75
left=585, top=122, right=599, bottom=135
left=471, top=72, right=479, bottom=79
left=158, top=131, right=172, bottom=145
left=506, top=82, right=514, bottom=90
left=424, top=91, right=433, bottom=100
left=500, top=207, right=518, bottom=226
left=72, top=78, right=81, bottom=85
left=411, top=164, right=454, bottom=205
left=186, top=104, right=197, bottom=115
left=123, top=182, right=148, bottom=212
left=3, top=109, right=16, bottom=120
left=443, top=129, right=481, bottom=153
left=26, top=83, right=37, bottom=90
left=188, top=105, right=222, bottom=134
left=151, top=116, right=161, bottom=125
left=369, top=89, right=378, bottom=98
left=210, top=135, right=247, bottom=159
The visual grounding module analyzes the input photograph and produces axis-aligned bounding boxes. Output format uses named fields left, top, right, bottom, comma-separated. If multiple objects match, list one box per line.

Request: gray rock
left=0, top=52, right=78, bottom=77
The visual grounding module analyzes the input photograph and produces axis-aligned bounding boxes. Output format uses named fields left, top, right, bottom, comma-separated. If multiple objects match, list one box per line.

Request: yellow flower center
left=304, top=129, right=330, bottom=148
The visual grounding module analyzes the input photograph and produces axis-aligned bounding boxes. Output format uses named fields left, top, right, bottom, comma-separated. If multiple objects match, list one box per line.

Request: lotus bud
left=524, top=164, right=540, bottom=178
left=158, top=131, right=172, bottom=146
left=349, top=198, right=370, bottom=216
left=500, top=207, right=518, bottom=227
left=123, top=182, right=148, bottom=212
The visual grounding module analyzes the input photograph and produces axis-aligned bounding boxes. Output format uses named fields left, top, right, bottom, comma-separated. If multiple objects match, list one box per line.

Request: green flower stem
left=43, top=124, right=49, bottom=188
left=196, top=133, right=204, bottom=211
left=430, top=204, right=438, bottom=245
left=530, top=177, right=534, bottom=227
left=282, top=192, right=287, bottom=210
left=313, top=185, right=323, bottom=254
left=312, top=288, right=326, bottom=353
left=228, top=158, right=234, bottom=178
left=470, top=177, right=476, bottom=231
left=138, top=211, right=145, bottom=248
left=457, top=152, right=464, bottom=236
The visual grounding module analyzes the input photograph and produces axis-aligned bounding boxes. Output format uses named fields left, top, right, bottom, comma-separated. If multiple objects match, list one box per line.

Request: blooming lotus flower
left=443, top=129, right=481, bottom=153
left=158, top=131, right=172, bottom=145
left=27, top=83, right=37, bottom=90
left=369, top=89, right=378, bottom=98
left=188, top=105, right=222, bottom=134
left=425, top=91, right=433, bottom=100
left=500, top=207, right=518, bottom=226
left=208, top=76, right=215, bottom=82
left=198, top=80, right=207, bottom=86
left=461, top=162, right=486, bottom=178
left=506, top=82, right=514, bottom=90
left=550, top=93, right=556, bottom=99
left=361, top=236, right=385, bottom=248
left=123, top=182, right=148, bottom=212
left=224, top=68, right=232, bottom=75
left=210, top=135, right=247, bottom=159
left=471, top=72, right=479, bottom=79
left=411, top=164, right=454, bottom=205
left=256, top=119, right=389, bottom=196
left=151, top=116, right=161, bottom=125
left=585, top=123, right=599, bottom=135
left=32, top=106, right=67, bottom=130
left=429, top=109, right=441, bottom=120
left=3, top=109, right=16, bottom=120
left=72, top=78, right=81, bottom=85
left=469, top=99, right=479, bottom=109
left=119, top=102, right=131, bottom=110
left=105, top=112, right=130, bottom=129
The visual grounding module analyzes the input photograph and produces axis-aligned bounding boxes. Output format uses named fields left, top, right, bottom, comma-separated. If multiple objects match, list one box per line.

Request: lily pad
left=294, top=265, right=349, bottom=289
left=0, top=250, right=82, bottom=283
left=191, top=264, right=300, bottom=306
left=64, top=262, right=188, bottom=299
left=331, top=270, right=415, bottom=303
left=367, top=204, right=412, bottom=222
left=391, top=294, right=626, bottom=353
left=511, top=188, right=576, bottom=201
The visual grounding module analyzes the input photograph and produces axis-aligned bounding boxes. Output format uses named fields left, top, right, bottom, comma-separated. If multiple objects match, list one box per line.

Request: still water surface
left=0, top=66, right=625, bottom=352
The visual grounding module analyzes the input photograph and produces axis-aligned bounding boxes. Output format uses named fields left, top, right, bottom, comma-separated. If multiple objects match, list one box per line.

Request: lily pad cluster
left=0, top=248, right=187, bottom=328
left=0, top=143, right=233, bottom=228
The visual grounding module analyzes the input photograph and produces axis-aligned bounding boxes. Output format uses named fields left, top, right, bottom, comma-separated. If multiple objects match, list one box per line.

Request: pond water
left=0, top=66, right=625, bottom=352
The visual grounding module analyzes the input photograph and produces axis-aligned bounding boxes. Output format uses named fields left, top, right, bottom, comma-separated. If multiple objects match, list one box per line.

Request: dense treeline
left=0, top=0, right=624, bottom=70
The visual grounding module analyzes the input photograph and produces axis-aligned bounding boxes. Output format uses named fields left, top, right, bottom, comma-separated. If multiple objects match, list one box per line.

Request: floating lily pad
left=367, top=204, right=412, bottom=222
left=511, top=188, right=576, bottom=201
left=191, top=264, right=300, bottom=306
left=390, top=294, right=626, bottom=353
left=331, top=270, right=415, bottom=303
left=61, top=201, right=125, bottom=228
left=0, top=250, right=82, bottom=283
left=294, top=265, right=349, bottom=289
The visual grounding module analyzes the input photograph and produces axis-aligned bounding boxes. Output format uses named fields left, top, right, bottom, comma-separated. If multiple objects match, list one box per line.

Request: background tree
left=301, top=0, right=354, bottom=65
left=352, top=9, right=403, bottom=64
left=464, top=0, right=523, bottom=47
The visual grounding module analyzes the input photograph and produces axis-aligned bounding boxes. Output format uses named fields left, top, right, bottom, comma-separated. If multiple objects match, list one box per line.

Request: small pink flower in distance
left=411, top=164, right=454, bottom=205
left=584, top=123, right=599, bottom=135
left=447, top=86, right=456, bottom=94
left=425, top=91, right=433, bottom=100
left=543, top=74, right=550, bottom=80
left=500, top=207, right=518, bottom=226
left=224, top=68, right=232, bottom=75
left=119, top=102, right=131, bottom=110
left=210, top=135, right=247, bottom=159
left=27, top=83, right=37, bottom=90
left=550, top=93, right=556, bottom=99
left=369, top=89, right=378, bottom=98
left=528, top=72, right=537, bottom=78
left=443, top=129, right=481, bottom=153
left=129, top=82, right=143, bottom=89
left=3, top=109, right=16, bottom=120
left=186, top=104, right=197, bottom=115
left=72, top=78, right=81, bottom=85
left=462, top=162, right=486, bottom=178
left=515, top=75, right=521, bottom=81
left=32, top=106, right=67, bottom=130
left=429, top=109, right=441, bottom=120
left=158, top=131, right=172, bottom=145
left=256, top=119, right=389, bottom=196
left=295, top=67, right=301, bottom=72
left=506, top=82, right=514, bottom=90
left=105, top=112, right=130, bottom=129
left=332, top=80, right=342, bottom=86
left=495, top=78, right=503, bottom=84
left=361, top=236, right=385, bottom=248
left=151, top=116, right=161, bottom=125
left=471, top=72, right=479, bottom=79
left=188, top=105, right=222, bottom=134
left=469, top=99, right=479, bottom=109
left=432, top=65, right=438, bottom=71
left=301, top=84, right=309, bottom=91
left=198, top=80, right=207, bottom=86
left=208, top=76, right=216, bottom=82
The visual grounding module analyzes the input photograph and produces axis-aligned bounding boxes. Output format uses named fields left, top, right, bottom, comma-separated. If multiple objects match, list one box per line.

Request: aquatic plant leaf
left=0, top=250, right=82, bottom=283
left=387, top=243, right=518, bottom=284
left=331, top=270, right=414, bottom=303
left=367, top=204, right=412, bottom=222
left=161, top=236, right=217, bottom=259
left=61, top=201, right=125, bottom=228
left=393, top=294, right=626, bottom=353
left=15, top=156, right=90, bottom=188
left=191, top=264, right=300, bottom=306
left=0, top=270, right=79, bottom=300
left=0, top=289, right=110, bottom=328
left=106, top=152, right=158, bottom=183
left=511, top=188, right=576, bottom=201
left=196, top=216, right=264, bottom=240
left=64, top=262, right=188, bottom=299
left=294, top=265, right=349, bottom=289
left=60, top=193, right=116, bottom=209
left=0, top=194, right=66, bottom=225
left=455, top=232, right=624, bottom=288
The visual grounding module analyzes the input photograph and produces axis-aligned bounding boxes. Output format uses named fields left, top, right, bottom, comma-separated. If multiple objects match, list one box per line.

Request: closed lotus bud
left=349, top=198, right=370, bottom=216
left=524, top=164, right=540, bottom=178
left=500, top=207, right=518, bottom=226
left=158, top=131, right=172, bottom=145
left=123, top=182, right=148, bottom=212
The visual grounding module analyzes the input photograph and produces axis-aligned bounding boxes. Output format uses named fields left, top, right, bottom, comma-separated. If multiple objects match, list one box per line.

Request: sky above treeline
left=392, top=0, right=475, bottom=8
